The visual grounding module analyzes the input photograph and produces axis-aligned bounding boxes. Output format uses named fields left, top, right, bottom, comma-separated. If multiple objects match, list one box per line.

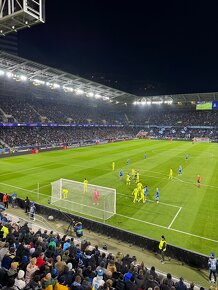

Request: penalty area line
left=116, top=212, right=218, bottom=243
left=168, top=207, right=182, bottom=229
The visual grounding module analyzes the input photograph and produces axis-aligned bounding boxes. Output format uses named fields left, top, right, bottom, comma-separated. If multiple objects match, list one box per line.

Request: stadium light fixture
left=53, top=83, right=60, bottom=89
left=95, top=94, right=101, bottom=99
left=33, top=79, right=45, bottom=85
left=20, top=75, right=27, bottom=81
left=75, top=88, right=84, bottom=95
left=87, top=92, right=94, bottom=97
left=0, top=69, right=5, bottom=76
left=6, top=72, right=13, bottom=78
left=103, top=97, right=110, bottom=100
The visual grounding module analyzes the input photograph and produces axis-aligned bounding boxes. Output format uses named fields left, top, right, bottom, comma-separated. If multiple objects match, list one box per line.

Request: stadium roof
left=0, top=51, right=217, bottom=105
left=0, top=51, right=137, bottom=104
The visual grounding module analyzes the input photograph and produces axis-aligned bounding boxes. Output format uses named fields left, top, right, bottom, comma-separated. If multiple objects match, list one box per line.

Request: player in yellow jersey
left=137, top=182, right=142, bottom=191
left=62, top=188, right=68, bottom=199
left=131, top=168, right=135, bottom=178
left=112, top=161, right=115, bottom=171
left=126, top=173, right=131, bottom=185
left=84, top=178, right=88, bottom=193
left=132, top=188, right=138, bottom=203
left=138, top=188, right=145, bottom=203
left=169, top=168, right=173, bottom=179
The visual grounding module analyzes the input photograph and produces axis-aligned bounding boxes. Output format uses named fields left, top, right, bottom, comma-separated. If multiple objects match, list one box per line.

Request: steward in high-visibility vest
left=159, top=235, right=167, bottom=264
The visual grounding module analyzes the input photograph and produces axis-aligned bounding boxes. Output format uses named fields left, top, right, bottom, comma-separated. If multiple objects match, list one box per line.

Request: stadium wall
left=1, top=194, right=209, bottom=270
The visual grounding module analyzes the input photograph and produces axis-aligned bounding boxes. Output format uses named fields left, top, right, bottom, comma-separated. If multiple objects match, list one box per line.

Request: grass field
left=0, top=140, right=218, bottom=255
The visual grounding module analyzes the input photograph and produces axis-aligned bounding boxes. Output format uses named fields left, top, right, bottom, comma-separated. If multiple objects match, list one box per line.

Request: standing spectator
left=29, top=202, right=36, bottom=220
left=3, top=193, right=9, bottom=209
left=11, top=192, right=17, bottom=208
left=1, top=277, right=15, bottom=290
left=71, top=275, right=84, bottom=290
left=208, top=252, right=217, bottom=283
left=24, top=197, right=30, bottom=213
left=159, top=235, right=167, bottom=264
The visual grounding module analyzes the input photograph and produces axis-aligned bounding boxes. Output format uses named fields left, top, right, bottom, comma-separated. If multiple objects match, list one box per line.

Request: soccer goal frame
left=50, top=178, right=116, bottom=221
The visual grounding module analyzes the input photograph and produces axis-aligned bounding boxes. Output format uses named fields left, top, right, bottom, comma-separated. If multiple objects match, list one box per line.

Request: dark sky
left=19, top=1, right=218, bottom=95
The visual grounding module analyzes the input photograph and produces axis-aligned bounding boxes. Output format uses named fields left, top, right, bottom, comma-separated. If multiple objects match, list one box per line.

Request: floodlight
left=0, top=70, right=5, bottom=76
left=147, top=101, right=151, bottom=105
left=20, top=75, right=27, bottom=81
left=75, top=88, right=84, bottom=95
left=95, top=94, right=101, bottom=99
left=46, top=82, right=50, bottom=86
left=6, top=72, right=13, bottom=78
left=103, top=97, right=110, bottom=100
left=87, top=92, right=94, bottom=97
left=53, top=83, right=60, bottom=89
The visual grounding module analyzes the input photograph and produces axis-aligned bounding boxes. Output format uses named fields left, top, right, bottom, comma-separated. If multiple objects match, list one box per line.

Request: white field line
left=0, top=157, right=218, bottom=190
left=1, top=180, right=217, bottom=243
left=116, top=213, right=218, bottom=243
left=168, top=207, right=182, bottom=229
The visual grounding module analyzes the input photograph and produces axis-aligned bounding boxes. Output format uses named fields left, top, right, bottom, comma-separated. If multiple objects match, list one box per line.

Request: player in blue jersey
left=185, top=154, right=189, bottom=161
left=155, top=188, right=160, bottom=203
left=119, top=169, right=123, bottom=179
left=178, top=165, right=182, bottom=175
left=144, top=186, right=148, bottom=202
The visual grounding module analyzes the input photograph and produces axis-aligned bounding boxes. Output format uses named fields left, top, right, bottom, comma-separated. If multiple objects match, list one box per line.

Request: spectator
left=1, top=277, right=15, bottom=290
left=14, top=270, right=26, bottom=290
left=25, top=257, right=39, bottom=284
left=175, top=277, right=187, bottom=290
left=24, top=197, right=30, bottom=214
left=92, top=269, right=105, bottom=290
left=71, top=275, right=84, bottom=290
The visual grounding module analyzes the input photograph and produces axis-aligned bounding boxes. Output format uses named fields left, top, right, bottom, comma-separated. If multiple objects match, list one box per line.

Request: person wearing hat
left=159, top=235, right=167, bottom=264
left=208, top=252, right=217, bottom=283
left=92, top=269, right=105, bottom=290
left=14, top=270, right=26, bottom=290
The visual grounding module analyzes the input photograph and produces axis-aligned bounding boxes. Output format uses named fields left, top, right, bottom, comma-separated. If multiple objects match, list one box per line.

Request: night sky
left=19, top=1, right=218, bottom=96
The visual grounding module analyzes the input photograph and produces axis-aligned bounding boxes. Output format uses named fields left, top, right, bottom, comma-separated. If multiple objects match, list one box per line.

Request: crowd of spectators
left=0, top=127, right=134, bottom=148
left=0, top=96, right=217, bottom=127
left=0, top=210, right=197, bottom=290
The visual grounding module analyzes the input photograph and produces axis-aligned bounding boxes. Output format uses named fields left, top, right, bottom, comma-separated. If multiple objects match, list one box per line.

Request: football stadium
left=0, top=1, right=218, bottom=289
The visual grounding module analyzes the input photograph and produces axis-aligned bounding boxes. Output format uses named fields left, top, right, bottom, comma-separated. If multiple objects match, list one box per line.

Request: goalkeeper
left=84, top=178, right=88, bottom=193
left=62, top=188, right=68, bottom=199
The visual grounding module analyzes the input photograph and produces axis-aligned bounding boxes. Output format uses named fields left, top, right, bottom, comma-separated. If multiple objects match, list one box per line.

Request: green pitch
left=0, top=140, right=218, bottom=255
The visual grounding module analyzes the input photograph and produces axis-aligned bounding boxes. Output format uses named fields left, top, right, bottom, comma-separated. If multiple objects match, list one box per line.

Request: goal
left=50, top=178, right=116, bottom=221
left=192, top=137, right=210, bottom=143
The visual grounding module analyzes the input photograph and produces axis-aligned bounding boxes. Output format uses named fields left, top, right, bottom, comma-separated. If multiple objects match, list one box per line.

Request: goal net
left=192, top=137, right=210, bottom=143
left=50, top=178, right=116, bottom=220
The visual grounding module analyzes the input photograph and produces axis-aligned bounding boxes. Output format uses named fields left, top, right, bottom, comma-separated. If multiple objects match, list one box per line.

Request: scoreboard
left=196, top=100, right=218, bottom=110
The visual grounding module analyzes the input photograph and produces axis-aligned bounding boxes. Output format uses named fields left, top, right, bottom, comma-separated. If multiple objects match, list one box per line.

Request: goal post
left=50, top=178, right=116, bottom=221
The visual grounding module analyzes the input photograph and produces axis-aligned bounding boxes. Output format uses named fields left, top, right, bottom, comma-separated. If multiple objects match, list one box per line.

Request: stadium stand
left=0, top=207, right=202, bottom=290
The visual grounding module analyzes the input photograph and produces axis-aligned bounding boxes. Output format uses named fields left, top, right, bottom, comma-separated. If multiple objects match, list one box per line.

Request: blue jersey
left=144, top=187, right=148, bottom=196
left=178, top=166, right=182, bottom=174
left=186, top=154, right=189, bottom=160
left=119, top=170, right=123, bottom=177
left=155, top=190, right=160, bottom=199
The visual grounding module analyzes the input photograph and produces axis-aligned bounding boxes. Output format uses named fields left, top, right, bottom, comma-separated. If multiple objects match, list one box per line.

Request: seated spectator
left=1, top=247, right=16, bottom=269
left=25, top=257, right=39, bottom=284
left=36, top=252, right=46, bottom=269
left=1, top=277, right=15, bottom=290
left=41, top=272, right=58, bottom=290
left=14, top=270, right=26, bottom=290
left=55, top=255, right=66, bottom=274
left=71, top=275, right=84, bottom=290
left=92, top=269, right=105, bottom=290
left=175, top=277, right=187, bottom=290
left=7, top=261, right=18, bottom=278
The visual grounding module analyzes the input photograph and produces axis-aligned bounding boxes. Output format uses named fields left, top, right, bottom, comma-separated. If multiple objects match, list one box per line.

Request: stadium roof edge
left=0, top=51, right=137, bottom=103
left=0, top=51, right=217, bottom=104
